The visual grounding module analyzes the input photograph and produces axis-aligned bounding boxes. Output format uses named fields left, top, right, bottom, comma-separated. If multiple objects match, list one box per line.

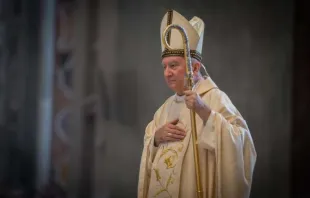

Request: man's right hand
left=154, top=119, right=186, bottom=146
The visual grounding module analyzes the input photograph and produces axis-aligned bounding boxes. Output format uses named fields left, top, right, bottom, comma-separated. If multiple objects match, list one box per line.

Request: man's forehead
left=162, top=56, right=184, bottom=65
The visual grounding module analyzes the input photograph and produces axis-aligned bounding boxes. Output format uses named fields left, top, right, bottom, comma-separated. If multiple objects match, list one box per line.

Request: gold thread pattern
left=152, top=142, right=184, bottom=197
left=166, top=9, right=173, bottom=46
left=162, top=49, right=202, bottom=61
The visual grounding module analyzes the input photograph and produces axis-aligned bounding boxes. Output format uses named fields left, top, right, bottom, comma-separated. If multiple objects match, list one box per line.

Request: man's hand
left=184, top=90, right=211, bottom=122
left=154, top=119, right=186, bottom=146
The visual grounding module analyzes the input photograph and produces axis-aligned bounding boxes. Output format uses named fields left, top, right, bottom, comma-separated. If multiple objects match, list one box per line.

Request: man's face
left=162, top=56, right=187, bottom=94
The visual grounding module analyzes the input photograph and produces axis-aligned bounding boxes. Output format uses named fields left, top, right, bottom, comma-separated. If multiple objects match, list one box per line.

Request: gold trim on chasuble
left=152, top=144, right=185, bottom=198
left=149, top=98, right=191, bottom=198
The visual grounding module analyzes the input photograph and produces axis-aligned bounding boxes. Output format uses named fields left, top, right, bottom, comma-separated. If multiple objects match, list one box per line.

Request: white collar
left=173, top=79, right=202, bottom=102
left=174, top=94, right=185, bottom=102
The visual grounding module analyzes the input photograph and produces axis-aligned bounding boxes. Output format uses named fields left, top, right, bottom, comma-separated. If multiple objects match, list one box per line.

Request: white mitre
left=160, top=9, right=205, bottom=61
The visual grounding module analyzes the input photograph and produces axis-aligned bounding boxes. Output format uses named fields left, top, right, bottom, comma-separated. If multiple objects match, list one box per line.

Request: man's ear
left=193, top=62, right=201, bottom=74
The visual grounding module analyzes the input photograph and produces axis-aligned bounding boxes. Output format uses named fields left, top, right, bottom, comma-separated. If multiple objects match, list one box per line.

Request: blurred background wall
left=0, top=0, right=309, bottom=198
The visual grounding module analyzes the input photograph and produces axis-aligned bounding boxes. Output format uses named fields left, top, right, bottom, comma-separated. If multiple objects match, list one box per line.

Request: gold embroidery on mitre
left=166, top=9, right=173, bottom=46
left=161, top=49, right=202, bottom=61
left=160, top=10, right=205, bottom=62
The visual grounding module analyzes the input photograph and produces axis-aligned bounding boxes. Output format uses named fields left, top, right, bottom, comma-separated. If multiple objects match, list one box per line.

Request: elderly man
left=138, top=9, right=257, bottom=198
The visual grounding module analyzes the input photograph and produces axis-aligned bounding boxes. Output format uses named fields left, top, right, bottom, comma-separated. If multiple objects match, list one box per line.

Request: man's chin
left=167, top=84, right=181, bottom=93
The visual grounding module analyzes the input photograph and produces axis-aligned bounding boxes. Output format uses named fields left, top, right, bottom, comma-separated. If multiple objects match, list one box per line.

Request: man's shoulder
left=202, top=87, right=236, bottom=107
left=199, top=77, right=231, bottom=101
left=165, top=94, right=176, bottom=103
left=201, top=86, right=222, bottom=98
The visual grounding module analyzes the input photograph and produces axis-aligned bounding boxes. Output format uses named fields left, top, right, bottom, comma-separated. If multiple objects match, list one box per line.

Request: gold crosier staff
left=162, top=24, right=203, bottom=198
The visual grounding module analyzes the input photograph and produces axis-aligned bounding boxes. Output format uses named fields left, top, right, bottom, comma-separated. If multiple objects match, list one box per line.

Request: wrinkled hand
left=184, top=90, right=211, bottom=122
left=154, top=119, right=186, bottom=146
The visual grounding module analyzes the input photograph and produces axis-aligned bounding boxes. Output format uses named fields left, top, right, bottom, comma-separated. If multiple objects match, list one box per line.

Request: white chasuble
left=138, top=77, right=257, bottom=198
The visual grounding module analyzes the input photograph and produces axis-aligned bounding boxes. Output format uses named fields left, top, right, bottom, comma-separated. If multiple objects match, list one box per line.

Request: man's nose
left=164, top=67, right=172, bottom=77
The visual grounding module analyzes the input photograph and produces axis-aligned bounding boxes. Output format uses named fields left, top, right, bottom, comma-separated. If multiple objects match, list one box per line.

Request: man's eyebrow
left=162, top=60, right=179, bottom=67
left=168, top=61, right=179, bottom=65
